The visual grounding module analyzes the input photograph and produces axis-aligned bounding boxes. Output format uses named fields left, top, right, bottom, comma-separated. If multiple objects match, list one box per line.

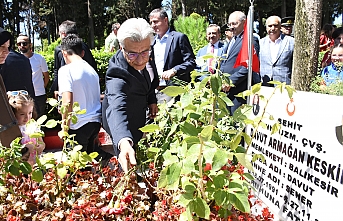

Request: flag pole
left=247, top=1, right=254, bottom=104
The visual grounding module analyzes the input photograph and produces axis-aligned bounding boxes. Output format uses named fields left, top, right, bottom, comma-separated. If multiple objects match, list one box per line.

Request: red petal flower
left=122, top=194, right=132, bottom=204
left=204, top=163, right=212, bottom=171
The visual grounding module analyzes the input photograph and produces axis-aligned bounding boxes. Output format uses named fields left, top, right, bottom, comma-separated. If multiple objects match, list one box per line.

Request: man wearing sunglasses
left=17, top=34, right=49, bottom=118
left=102, top=18, right=159, bottom=173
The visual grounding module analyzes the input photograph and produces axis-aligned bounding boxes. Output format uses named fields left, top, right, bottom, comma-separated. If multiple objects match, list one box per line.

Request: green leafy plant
left=31, top=99, right=98, bottom=200
left=0, top=137, right=32, bottom=185
left=174, top=13, right=209, bottom=55
left=310, top=75, right=343, bottom=96
left=138, top=63, right=294, bottom=220
left=0, top=99, right=155, bottom=220
left=0, top=99, right=98, bottom=202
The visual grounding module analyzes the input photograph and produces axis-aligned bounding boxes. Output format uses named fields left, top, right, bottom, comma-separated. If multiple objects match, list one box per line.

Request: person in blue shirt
left=321, top=44, right=343, bottom=85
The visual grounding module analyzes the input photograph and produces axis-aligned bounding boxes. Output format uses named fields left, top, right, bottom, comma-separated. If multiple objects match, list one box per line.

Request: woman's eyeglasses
left=123, top=49, right=151, bottom=61
left=17, top=42, right=29, bottom=47
left=7, top=90, right=28, bottom=96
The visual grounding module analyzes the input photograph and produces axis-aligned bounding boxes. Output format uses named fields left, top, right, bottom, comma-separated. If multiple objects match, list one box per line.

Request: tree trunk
left=181, top=0, right=186, bottom=17
left=54, top=5, right=58, bottom=41
left=13, top=0, right=20, bottom=35
left=291, top=0, right=322, bottom=91
left=0, top=1, right=3, bottom=27
left=281, top=0, right=286, bottom=18
left=87, top=0, right=95, bottom=49
left=27, top=9, right=32, bottom=49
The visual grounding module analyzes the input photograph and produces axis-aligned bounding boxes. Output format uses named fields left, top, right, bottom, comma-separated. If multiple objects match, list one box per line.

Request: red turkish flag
left=233, top=20, right=259, bottom=73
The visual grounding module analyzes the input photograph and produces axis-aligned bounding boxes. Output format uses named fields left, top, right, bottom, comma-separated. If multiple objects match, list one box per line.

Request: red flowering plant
left=138, top=72, right=295, bottom=220
left=0, top=157, right=153, bottom=220
left=0, top=77, right=294, bottom=220
left=0, top=100, right=153, bottom=220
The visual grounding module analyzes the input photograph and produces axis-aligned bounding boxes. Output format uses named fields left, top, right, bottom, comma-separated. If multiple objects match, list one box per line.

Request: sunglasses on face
left=123, top=49, right=151, bottom=61
left=7, top=90, right=28, bottom=96
left=17, top=42, right=29, bottom=47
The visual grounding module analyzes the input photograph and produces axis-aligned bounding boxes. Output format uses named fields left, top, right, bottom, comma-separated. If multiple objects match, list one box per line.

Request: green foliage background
left=40, top=13, right=208, bottom=92
left=40, top=42, right=114, bottom=93
left=174, top=13, right=208, bottom=55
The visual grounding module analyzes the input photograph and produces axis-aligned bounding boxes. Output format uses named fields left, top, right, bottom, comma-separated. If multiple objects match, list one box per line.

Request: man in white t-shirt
left=58, top=34, right=102, bottom=155
left=17, top=34, right=49, bottom=118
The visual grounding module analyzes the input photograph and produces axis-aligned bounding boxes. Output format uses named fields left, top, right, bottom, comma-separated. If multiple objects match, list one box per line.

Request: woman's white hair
left=117, top=18, right=154, bottom=48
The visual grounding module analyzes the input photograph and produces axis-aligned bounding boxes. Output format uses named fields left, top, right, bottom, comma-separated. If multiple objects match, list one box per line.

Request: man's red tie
left=208, top=44, right=214, bottom=74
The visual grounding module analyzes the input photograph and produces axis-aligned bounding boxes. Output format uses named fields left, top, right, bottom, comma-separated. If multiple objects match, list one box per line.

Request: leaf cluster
left=138, top=78, right=252, bottom=219
left=137, top=50, right=297, bottom=219
left=0, top=99, right=99, bottom=204
left=174, top=13, right=209, bottom=55
left=310, top=75, right=343, bottom=96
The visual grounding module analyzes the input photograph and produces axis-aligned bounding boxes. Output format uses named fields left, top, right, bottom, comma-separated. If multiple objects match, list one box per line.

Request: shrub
left=91, top=49, right=115, bottom=92
left=137, top=69, right=294, bottom=220
left=310, top=75, right=343, bottom=96
left=40, top=40, right=115, bottom=93
left=174, top=13, right=208, bottom=55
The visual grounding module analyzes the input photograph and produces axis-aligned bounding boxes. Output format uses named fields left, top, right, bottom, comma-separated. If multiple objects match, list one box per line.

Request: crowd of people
left=0, top=8, right=341, bottom=171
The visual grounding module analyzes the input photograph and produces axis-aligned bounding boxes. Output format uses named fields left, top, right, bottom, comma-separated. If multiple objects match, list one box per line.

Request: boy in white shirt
left=58, top=34, right=101, bottom=154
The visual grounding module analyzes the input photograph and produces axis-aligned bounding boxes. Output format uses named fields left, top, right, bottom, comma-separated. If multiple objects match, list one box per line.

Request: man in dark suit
left=102, top=18, right=159, bottom=172
left=149, top=8, right=196, bottom=103
left=50, top=20, right=97, bottom=98
left=220, top=11, right=260, bottom=115
left=196, top=24, right=225, bottom=74
left=0, top=27, right=35, bottom=100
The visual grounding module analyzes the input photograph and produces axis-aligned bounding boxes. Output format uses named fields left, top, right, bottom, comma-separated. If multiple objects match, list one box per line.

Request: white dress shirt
left=153, top=29, right=170, bottom=86
left=269, top=36, right=282, bottom=63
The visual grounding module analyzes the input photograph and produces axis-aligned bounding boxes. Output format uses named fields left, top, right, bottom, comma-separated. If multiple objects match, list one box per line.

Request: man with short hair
left=105, top=23, right=120, bottom=52
left=196, top=24, right=225, bottom=73
left=0, top=27, right=35, bottom=100
left=259, top=15, right=294, bottom=86
left=17, top=34, right=49, bottom=117
left=0, top=28, right=11, bottom=65
left=58, top=34, right=101, bottom=155
left=0, top=27, right=23, bottom=147
left=102, top=18, right=159, bottom=172
left=50, top=20, right=97, bottom=98
left=220, top=11, right=260, bottom=115
left=149, top=8, right=196, bottom=103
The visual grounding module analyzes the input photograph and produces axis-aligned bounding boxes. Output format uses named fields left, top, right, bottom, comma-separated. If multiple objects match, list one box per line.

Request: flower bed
left=0, top=158, right=274, bottom=221
left=0, top=76, right=293, bottom=220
